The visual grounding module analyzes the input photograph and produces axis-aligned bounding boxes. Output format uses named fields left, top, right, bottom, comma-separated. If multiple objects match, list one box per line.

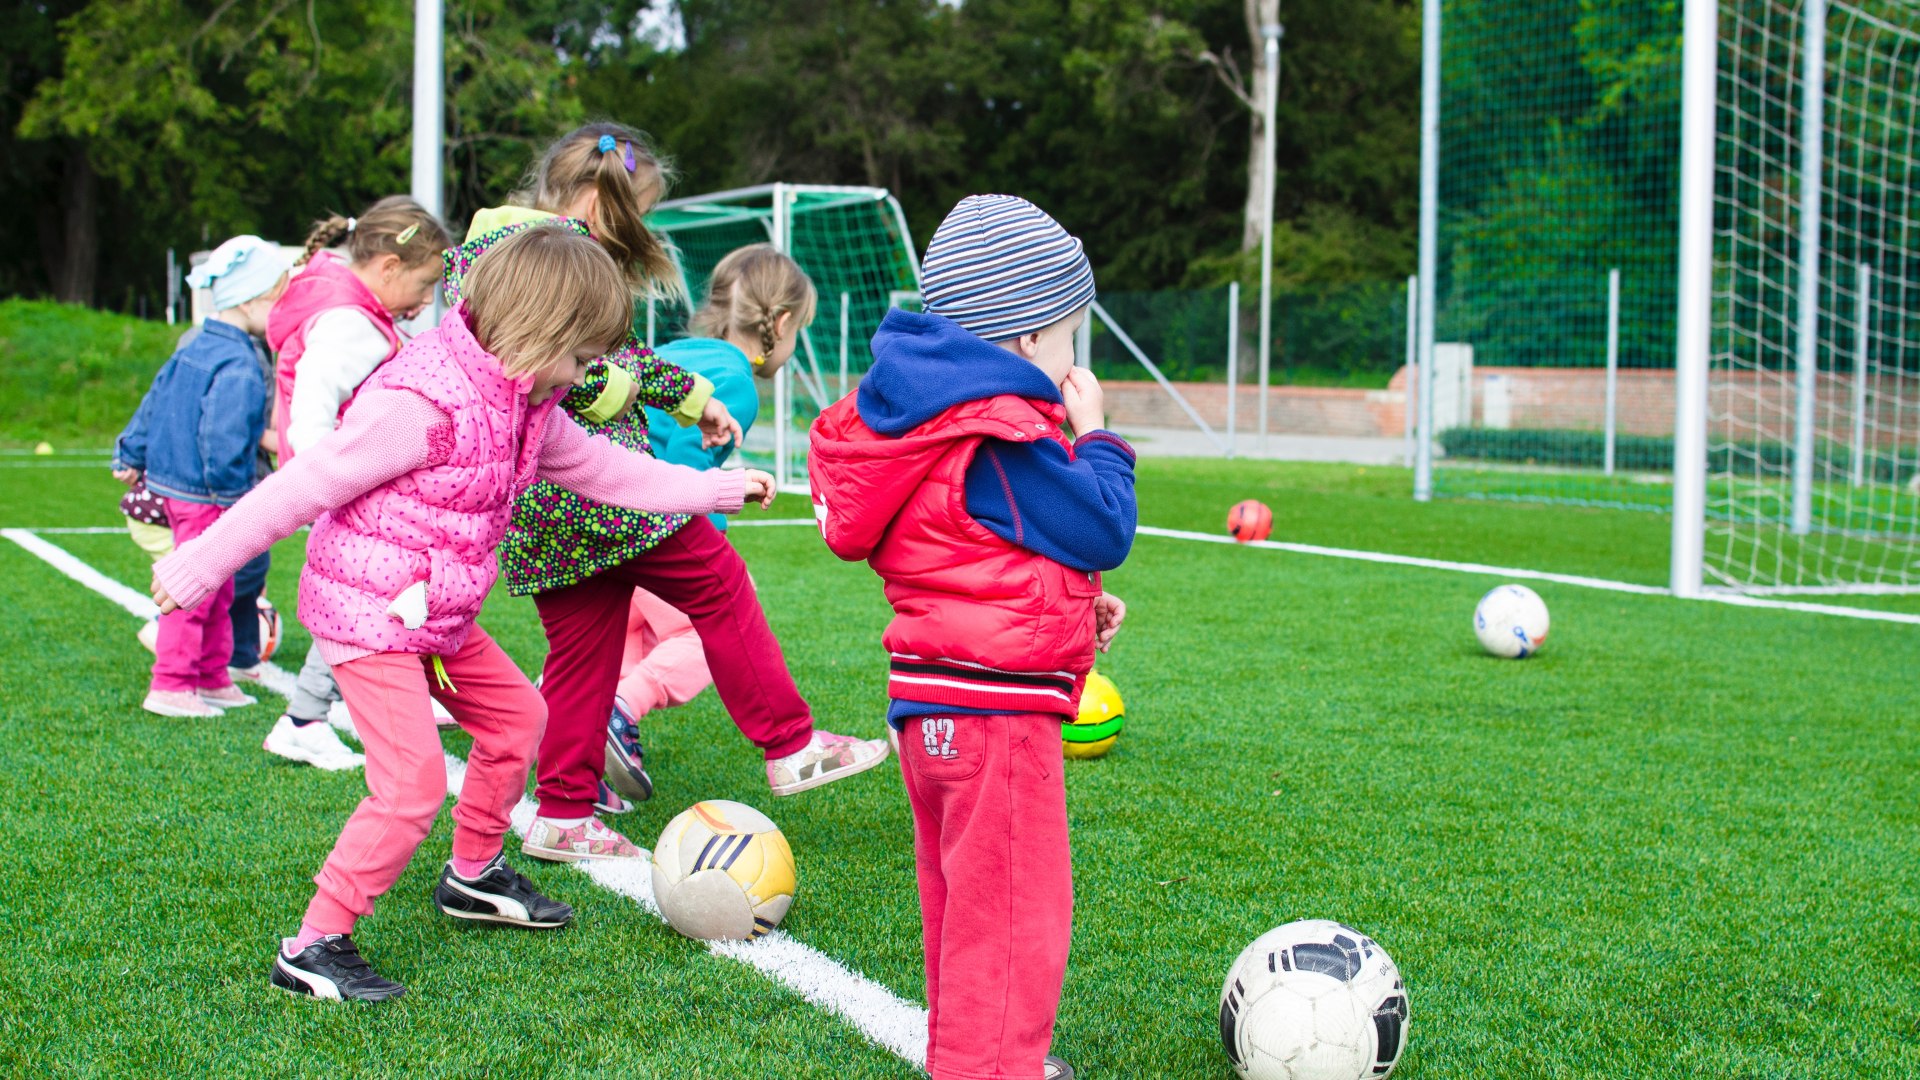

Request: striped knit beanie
left=921, top=195, right=1096, bottom=342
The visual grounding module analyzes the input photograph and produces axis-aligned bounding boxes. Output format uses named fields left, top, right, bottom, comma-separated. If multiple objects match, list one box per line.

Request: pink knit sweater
left=154, top=387, right=748, bottom=664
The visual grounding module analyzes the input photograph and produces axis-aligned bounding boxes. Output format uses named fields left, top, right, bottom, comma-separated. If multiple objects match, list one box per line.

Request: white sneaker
left=136, top=620, right=159, bottom=654
left=263, top=714, right=364, bottom=771
left=199, top=685, right=257, bottom=710
left=766, top=729, right=891, bottom=796
left=522, top=815, right=643, bottom=862
left=229, top=664, right=266, bottom=683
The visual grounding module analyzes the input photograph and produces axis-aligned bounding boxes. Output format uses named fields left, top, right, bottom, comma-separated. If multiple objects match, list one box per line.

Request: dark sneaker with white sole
left=603, top=697, right=654, bottom=804
left=433, top=855, right=573, bottom=928
left=1043, top=1055, right=1076, bottom=1080
left=269, top=934, right=406, bottom=1002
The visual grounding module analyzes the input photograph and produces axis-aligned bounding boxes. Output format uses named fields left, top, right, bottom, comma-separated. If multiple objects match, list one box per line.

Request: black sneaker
left=1043, top=1055, right=1076, bottom=1080
left=433, top=856, right=573, bottom=928
left=269, top=934, right=406, bottom=1002
left=603, top=698, right=654, bottom=804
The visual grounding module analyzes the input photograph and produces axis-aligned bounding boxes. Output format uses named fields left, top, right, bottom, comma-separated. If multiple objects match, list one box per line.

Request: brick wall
left=1103, top=367, right=1920, bottom=446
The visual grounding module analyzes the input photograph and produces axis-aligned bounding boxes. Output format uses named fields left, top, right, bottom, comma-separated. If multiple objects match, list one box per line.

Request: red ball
left=1227, top=499, right=1273, bottom=543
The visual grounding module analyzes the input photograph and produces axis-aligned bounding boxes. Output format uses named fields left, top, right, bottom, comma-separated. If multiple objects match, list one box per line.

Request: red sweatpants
left=302, top=625, right=546, bottom=935
left=898, top=712, right=1074, bottom=1080
left=532, top=518, right=814, bottom=820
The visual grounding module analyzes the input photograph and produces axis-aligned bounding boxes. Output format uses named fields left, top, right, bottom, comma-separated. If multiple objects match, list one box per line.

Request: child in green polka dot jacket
left=445, top=122, right=891, bottom=865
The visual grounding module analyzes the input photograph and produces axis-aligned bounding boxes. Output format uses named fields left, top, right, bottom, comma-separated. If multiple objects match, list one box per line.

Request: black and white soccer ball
left=1218, top=920, right=1409, bottom=1080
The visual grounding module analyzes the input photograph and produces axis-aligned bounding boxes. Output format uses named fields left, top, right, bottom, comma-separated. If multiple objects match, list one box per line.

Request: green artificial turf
left=1, top=459, right=1916, bottom=1078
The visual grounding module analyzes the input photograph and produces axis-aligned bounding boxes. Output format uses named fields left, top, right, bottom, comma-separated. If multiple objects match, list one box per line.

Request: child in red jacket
left=809, top=195, right=1136, bottom=1080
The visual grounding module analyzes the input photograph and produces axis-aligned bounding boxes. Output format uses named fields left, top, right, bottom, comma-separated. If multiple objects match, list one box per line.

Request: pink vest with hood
left=266, top=250, right=401, bottom=461
left=296, top=305, right=558, bottom=657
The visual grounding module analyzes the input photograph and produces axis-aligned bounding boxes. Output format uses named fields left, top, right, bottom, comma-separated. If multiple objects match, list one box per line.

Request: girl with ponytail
left=260, top=195, right=451, bottom=771
left=445, top=125, right=888, bottom=866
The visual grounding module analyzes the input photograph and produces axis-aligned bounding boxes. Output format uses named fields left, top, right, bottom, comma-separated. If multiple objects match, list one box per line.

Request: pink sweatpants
left=616, top=588, right=712, bottom=717
left=302, top=624, right=546, bottom=935
left=898, top=712, right=1074, bottom=1080
left=151, top=499, right=234, bottom=693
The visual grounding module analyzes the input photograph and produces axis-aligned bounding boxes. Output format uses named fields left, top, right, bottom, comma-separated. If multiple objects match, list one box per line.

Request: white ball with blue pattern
left=1473, top=584, right=1551, bottom=659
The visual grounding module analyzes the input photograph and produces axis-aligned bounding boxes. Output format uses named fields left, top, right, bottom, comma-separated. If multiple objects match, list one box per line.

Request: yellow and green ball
left=1064, top=671, right=1125, bottom=759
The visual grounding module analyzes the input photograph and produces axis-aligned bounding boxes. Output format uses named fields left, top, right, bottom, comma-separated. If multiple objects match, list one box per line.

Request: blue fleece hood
left=857, top=309, right=1061, bottom=436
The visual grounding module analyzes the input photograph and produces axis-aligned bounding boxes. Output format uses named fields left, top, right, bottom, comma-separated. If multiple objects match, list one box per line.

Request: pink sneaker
left=198, top=685, right=258, bottom=710
left=521, top=815, right=643, bottom=863
left=143, top=689, right=222, bottom=718
left=767, top=729, right=890, bottom=796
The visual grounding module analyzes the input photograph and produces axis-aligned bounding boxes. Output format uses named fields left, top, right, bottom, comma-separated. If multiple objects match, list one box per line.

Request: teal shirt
left=644, top=338, right=760, bottom=531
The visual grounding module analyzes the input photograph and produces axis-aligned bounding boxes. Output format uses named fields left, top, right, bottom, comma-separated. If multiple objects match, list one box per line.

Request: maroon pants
left=532, top=518, right=814, bottom=819
left=899, top=712, right=1074, bottom=1080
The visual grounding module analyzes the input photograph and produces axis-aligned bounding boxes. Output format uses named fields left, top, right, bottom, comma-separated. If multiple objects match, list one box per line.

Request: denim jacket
left=113, top=319, right=269, bottom=507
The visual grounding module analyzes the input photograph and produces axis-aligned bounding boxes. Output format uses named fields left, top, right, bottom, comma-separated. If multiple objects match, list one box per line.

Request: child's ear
left=775, top=310, right=797, bottom=339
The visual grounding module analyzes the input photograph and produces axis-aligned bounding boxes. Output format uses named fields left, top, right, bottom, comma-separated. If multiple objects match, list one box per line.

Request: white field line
left=1134, top=525, right=1920, bottom=626
left=23, top=526, right=129, bottom=534
left=9, top=518, right=1916, bottom=627
left=11, top=530, right=930, bottom=1069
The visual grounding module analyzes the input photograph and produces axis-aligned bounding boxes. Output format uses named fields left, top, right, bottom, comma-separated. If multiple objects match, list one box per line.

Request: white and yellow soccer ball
left=650, top=800, right=796, bottom=941
left=1473, top=583, right=1550, bottom=659
left=1219, top=920, right=1409, bottom=1080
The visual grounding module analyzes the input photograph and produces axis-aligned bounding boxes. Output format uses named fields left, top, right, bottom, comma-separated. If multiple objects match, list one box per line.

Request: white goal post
left=1672, top=0, right=1920, bottom=601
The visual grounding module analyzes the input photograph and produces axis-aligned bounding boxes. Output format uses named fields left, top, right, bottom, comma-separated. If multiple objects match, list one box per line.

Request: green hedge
left=1440, top=426, right=1920, bottom=484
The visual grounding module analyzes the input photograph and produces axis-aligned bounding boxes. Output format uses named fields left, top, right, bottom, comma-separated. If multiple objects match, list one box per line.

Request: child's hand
left=1094, top=591, right=1126, bottom=652
left=112, top=466, right=141, bottom=486
left=1062, top=367, right=1106, bottom=436
left=741, top=469, right=778, bottom=508
left=700, top=398, right=744, bottom=449
left=151, top=572, right=180, bottom=616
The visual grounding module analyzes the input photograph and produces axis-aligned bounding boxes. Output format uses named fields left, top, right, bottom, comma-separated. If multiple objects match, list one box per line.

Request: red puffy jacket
left=809, top=391, right=1099, bottom=718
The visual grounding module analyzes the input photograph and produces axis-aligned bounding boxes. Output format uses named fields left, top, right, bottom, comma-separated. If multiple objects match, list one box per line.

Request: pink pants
left=617, top=588, right=712, bottom=717
left=151, top=499, right=234, bottom=693
left=302, top=624, right=545, bottom=935
left=898, top=712, right=1074, bottom=1080
left=532, top=518, right=813, bottom=821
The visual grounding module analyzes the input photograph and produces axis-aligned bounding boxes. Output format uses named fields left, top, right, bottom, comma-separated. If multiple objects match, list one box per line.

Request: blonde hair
left=688, top=244, right=817, bottom=360
left=300, top=195, right=451, bottom=268
left=461, top=225, right=633, bottom=378
left=525, top=122, right=685, bottom=304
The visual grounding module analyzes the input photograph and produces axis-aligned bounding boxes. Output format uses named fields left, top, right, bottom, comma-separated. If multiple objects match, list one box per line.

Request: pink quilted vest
left=296, top=306, right=558, bottom=656
left=265, top=251, right=400, bottom=461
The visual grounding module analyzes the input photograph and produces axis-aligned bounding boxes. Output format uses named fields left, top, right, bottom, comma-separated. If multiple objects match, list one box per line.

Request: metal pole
left=1671, top=0, right=1719, bottom=598
left=838, top=291, right=851, bottom=398
left=1790, top=0, right=1827, bottom=535
left=1403, top=274, right=1417, bottom=465
left=1413, top=0, right=1441, bottom=500
left=411, top=0, right=443, bottom=326
left=645, top=299, right=656, bottom=349
left=1226, top=282, right=1240, bottom=457
left=1074, top=306, right=1092, bottom=369
left=1605, top=267, right=1621, bottom=475
left=771, top=184, right=790, bottom=490
left=1851, top=262, right=1870, bottom=486
left=165, top=249, right=178, bottom=326
left=1257, top=22, right=1282, bottom=453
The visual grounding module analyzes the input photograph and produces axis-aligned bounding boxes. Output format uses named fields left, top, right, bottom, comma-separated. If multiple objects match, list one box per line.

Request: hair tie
left=346, top=217, right=357, bottom=233
left=622, top=141, right=637, bottom=174
left=597, top=134, right=617, bottom=154
left=396, top=223, right=421, bottom=246
left=750, top=354, right=766, bottom=369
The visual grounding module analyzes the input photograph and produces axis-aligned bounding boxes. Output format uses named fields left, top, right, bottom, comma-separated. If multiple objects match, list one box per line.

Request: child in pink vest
left=261, top=197, right=454, bottom=772
left=153, top=225, right=775, bottom=1003
left=810, top=196, right=1136, bottom=1080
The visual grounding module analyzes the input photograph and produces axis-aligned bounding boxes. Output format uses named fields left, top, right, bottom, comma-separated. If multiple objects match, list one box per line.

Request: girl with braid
left=445, top=124, right=888, bottom=866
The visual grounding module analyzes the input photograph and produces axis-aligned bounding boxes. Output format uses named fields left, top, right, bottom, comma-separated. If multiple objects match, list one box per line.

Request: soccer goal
left=645, top=184, right=923, bottom=491
left=1413, top=0, right=1920, bottom=607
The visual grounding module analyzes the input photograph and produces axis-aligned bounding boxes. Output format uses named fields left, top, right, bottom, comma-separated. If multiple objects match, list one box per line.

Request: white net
left=1707, top=0, right=1920, bottom=594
